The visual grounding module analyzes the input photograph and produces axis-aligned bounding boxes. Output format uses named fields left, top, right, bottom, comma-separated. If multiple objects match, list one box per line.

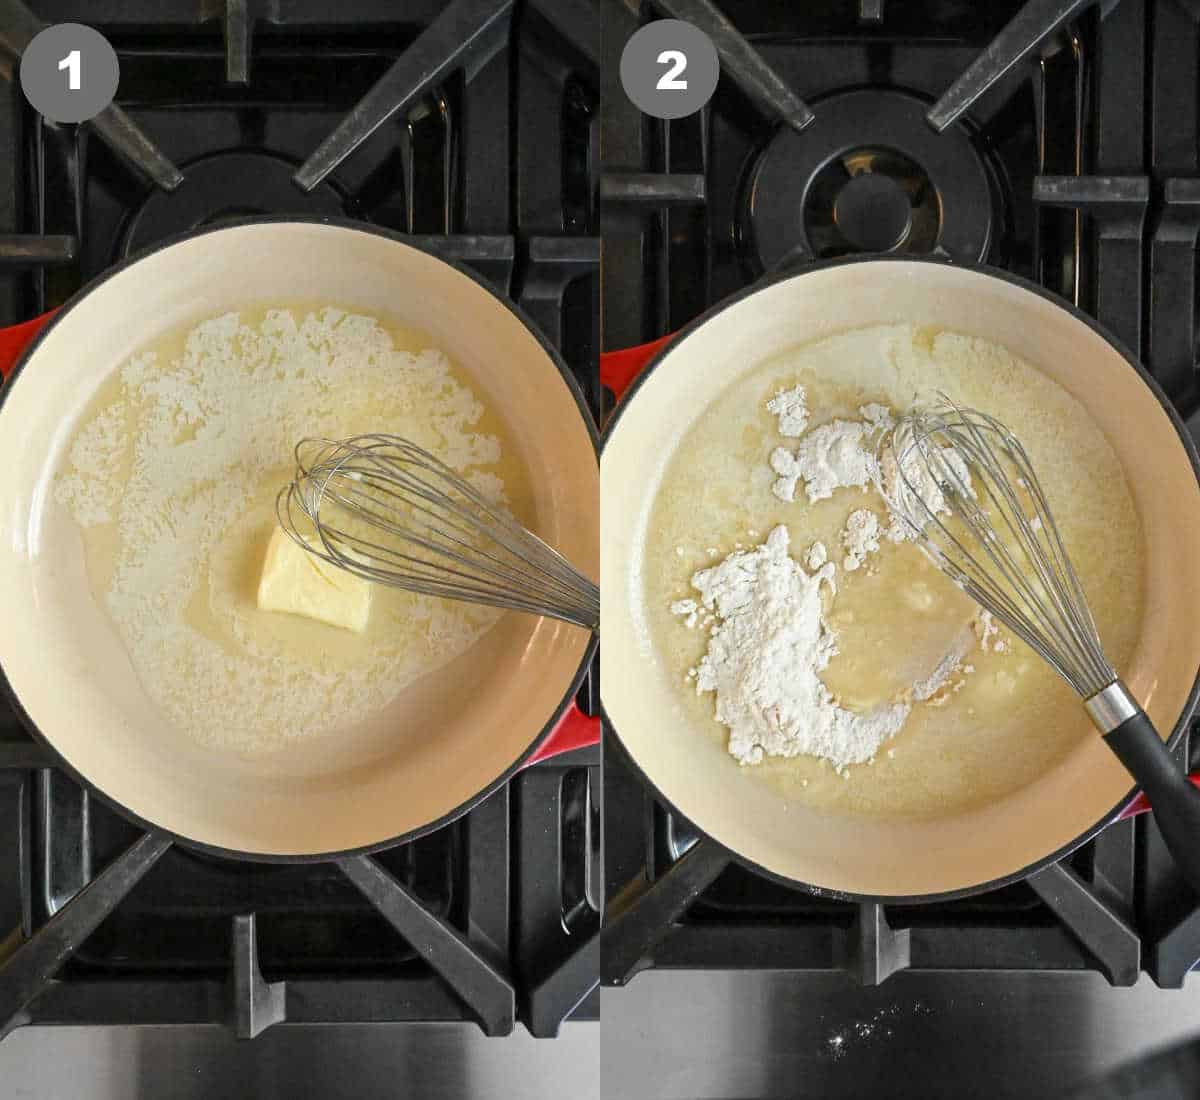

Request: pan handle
left=1118, top=772, right=1200, bottom=820
left=0, top=310, right=56, bottom=380
left=525, top=700, right=599, bottom=766
left=600, top=333, right=674, bottom=405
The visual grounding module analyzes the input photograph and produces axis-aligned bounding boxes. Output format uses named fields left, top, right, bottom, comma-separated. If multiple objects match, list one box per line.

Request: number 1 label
left=21, top=25, right=119, bottom=123
left=58, top=49, right=81, bottom=91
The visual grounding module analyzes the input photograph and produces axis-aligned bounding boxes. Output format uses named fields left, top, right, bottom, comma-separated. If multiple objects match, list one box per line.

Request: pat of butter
left=257, top=528, right=371, bottom=634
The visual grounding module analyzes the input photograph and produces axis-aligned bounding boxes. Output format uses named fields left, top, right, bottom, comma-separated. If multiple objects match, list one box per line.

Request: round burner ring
left=122, top=151, right=346, bottom=258
left=745, top=89, right=995, bottom=270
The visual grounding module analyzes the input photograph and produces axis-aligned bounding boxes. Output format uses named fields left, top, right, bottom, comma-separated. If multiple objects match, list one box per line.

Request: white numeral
left=656, top=49, right=688, bottom=91
left=58, top=49, right=81, bottom=91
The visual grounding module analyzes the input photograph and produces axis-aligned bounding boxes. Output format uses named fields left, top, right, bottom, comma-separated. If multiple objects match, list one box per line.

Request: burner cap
left=833, top=172, right=913, bottom=252
left=743, top=89, right=996, bottom=270
left=122, top=151, right=346, bottom=257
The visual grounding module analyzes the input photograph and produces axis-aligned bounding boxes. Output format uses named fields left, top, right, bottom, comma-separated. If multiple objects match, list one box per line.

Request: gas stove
left=0, top=0, right=600, bottom=1042
left=601, top=0, right=1200, bottom=1006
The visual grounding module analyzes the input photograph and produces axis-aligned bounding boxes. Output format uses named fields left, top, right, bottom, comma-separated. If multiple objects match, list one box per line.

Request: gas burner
left=811, top=149, right=936, bottom=255
left=743, top=89, right=996, bottom=270
left=121, top=152, right=346, bottom=257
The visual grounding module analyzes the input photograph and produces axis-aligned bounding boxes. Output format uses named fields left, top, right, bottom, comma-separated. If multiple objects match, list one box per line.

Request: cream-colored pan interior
left=601, top=260, right=1200, bottom=898
left=0, top=222, right=597, bottom=856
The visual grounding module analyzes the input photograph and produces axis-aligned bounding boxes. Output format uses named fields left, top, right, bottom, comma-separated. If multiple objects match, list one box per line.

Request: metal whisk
left=880, top=399, right=1200, bottom=894
left=276, top=434, right=598, bottom=631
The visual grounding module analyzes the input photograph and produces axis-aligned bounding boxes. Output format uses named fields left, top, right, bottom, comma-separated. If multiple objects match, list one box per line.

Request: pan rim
left=600, top=252, right=1200, bottom=904
left=0, top=214, right=600, bottom=863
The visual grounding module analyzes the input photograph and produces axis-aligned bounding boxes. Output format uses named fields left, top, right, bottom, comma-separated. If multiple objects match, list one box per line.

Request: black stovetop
left=0, top=0, right=600, bottom=1040
left=600, top=0, right=1200, bottom=992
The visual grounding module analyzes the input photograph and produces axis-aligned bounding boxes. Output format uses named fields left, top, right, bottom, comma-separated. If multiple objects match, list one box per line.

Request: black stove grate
left=0, top=0, right=599, bottom=1040
left=601, top=0, right=1200, bottom=992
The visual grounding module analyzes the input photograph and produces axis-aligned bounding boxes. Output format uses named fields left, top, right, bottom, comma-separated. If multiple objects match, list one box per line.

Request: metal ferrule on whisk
left=1084, top=680, right=1140, bottom=734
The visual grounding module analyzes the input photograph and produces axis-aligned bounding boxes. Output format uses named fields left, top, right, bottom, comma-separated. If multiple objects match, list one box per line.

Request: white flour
left=672, top=394, right=986, bottom=771
left=975, top=609, right=1010, bottom=653
left=768, top=402, right=895, bottom=504
left=770, top=420, right=877, bottom=504
left=860, top=403, right=894, bottom=431
left=669, top=598, right=699, bottom=629
left=879, top=438, right=972, bottom=543
left=766, top=384, right=809, bottom=436
left=841, top=509, right=881, bottom=572
left=680, top=525, right=910, bottom=770
left=911, top=627, right=975, bottom=702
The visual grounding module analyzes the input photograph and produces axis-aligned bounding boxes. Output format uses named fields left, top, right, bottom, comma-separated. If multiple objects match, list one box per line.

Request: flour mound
left=686, top=526, right=910, bottom=770
left=769, top=413, right=892, bottom=504
left=675, top=391, right=992, bottom=771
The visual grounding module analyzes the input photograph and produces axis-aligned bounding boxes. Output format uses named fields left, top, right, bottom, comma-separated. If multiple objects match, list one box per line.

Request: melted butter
left=822, top=547, right=979, bottom=710
left=644, top=324, right=1145, bottom=821
left=56, top=302, right=535, bottom=753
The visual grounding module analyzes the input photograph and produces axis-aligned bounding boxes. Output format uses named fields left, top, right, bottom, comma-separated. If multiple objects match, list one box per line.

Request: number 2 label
left=58, top=49, right=81, bottom=91
left=656, top=50, right=688, bottom=91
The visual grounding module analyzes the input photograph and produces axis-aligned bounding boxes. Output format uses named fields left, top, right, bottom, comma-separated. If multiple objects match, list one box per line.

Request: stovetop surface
left=0, top=0, right=600, bottom=1040
left=5, top=0, right=1200, bottom=1082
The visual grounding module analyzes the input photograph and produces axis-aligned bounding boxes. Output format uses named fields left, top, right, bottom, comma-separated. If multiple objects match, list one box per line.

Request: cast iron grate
left=601, top=0, right=1200, bottom=991
left=0, top=0, right=599, bottom=1040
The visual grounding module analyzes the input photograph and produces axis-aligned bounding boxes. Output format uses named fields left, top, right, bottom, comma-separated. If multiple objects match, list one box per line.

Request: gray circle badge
left=20, top=23, right=119, bottom=124
left=619, top=19, right=719, bottom=120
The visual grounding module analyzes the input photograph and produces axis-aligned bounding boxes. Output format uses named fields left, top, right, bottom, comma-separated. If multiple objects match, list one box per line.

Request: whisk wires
left=276, top=434, right=598, bottom=630
left=878, top=399, right=1115, bottom=700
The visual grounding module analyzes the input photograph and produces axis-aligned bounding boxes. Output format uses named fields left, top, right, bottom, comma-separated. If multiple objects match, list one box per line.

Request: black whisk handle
left=1104, top=707, right=1200, bottom=896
